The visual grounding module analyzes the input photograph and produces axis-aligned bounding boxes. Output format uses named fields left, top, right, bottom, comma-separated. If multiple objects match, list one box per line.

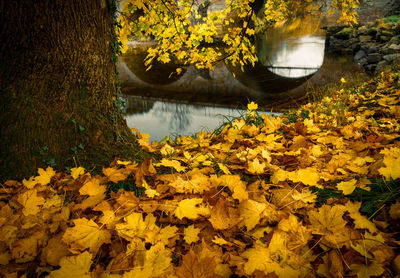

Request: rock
left=367, top=44, right=379, bottom=54
left=367, top=53, right=382, bottom=63
left=351, top=42, right=361, bottom=52
left=389, top=36, right=400, bottom=44
left=327, top=26, right=345, bottom=36
left=389, top=44, right=400, bottom=51
left=377, top=60, right=388, bottom=69
left=328, top=37, right=348, bottom=52
left=357, top=25, right=368, bottom=35
left=378, top=22, right=392, bottom=30
left=354, top=50, right=366, bottom=62
left=394, top=22, right=400, bottom=34
left=359, top=35, right=373, bottom=42
left=379, top=36, right=392, bottom=42
left=334, top=27, right=353, bottom=40
left=382, top=45, right=396, bottom=55
left=367, top=27, right=378, bottom=37
left=359, top=58, right=368, bottom=67
left=383, top=53, right=400, bottom=62
left=380, top=30, right=395, bottom=37
left=367, top=64, right=377, bottom=71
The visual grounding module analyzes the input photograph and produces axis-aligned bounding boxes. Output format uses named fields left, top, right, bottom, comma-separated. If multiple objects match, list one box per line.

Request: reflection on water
left=123, top=95, right=279, bottom=142
left=263, top=35, right=325, bottom=78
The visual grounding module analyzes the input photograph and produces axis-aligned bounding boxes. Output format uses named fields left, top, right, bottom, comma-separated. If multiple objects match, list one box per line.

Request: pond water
left=122, top=95, right=280, bottom=142
left=119, top=17, right=364, bottom=141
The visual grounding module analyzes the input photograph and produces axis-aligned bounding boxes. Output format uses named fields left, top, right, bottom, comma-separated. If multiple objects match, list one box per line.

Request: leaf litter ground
left=1, top=68, right=400, bottom=277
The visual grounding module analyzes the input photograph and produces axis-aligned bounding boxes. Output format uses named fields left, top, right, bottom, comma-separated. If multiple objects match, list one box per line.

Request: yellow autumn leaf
left=242, top=243, right=283, bottom=276
left=115, top=212, right=157, bottom=241
left=62, top=218, right=111, bottom=254
left=247, top=158, right=266, bottom=175
left=36, top=166, right=56, bottom=185
left=212, top=236, right=234, bottom=247
left=218, top=163, right=231, bottom=175
left=79, top=177, right=106, bottom=196
left=337, top=179, right=357, bottom=195
left=344, top=201, right=377, bottom=233
left=102, top=167, right=128, bottom=183
left=184, top=225, right=200, bottom=244
left=291, top=189, right=317, bottom=203
left=378, top=147, right=400, bottom=180
left=17, top=189, right=45, bottom=216
left=239, top=199, right=266, bottom=231
left=289, top=168, right=320, bottom=186
left=247, top=101, right=258, bottom=111
left=389, top=202, right=400, bottom=219
left=174, top=198, right=210, bottom=220
left=349, top=263, right=385, bottom=278
left=48, top=251, right=92, bottom=278
left=70, top=167, right=85, bottom=180
left=156, top=158, right=187, bottom=172
left=308, top=204, right=347, bottom=235
left=22, top=176, right=38, bottom=189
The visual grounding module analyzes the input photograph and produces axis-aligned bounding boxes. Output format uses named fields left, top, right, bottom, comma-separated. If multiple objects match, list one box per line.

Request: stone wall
left=326, top=17, right=400, bottom=72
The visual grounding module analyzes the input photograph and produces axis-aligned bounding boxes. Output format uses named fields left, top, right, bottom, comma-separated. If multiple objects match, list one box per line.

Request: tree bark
left=0, top=0, right=139, bottom=181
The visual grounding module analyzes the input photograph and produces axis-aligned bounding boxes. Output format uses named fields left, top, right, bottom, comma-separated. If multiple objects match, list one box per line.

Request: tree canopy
left=118, top=0, right=359, bottom=71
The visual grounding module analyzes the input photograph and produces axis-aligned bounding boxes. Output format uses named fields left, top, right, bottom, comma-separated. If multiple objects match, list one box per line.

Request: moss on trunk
left=0, top=0, right=143, bottom=181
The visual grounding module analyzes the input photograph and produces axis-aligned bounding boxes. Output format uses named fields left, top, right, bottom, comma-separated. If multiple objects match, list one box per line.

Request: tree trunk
left=0, top=0, right=140, bottom=181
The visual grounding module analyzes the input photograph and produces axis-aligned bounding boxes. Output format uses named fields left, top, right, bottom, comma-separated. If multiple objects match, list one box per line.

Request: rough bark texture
left=0, top=0, right=140, bottom=181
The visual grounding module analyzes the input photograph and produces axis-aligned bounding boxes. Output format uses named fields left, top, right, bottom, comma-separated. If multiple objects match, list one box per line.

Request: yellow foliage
left=2, top=68, right=400, bottom=277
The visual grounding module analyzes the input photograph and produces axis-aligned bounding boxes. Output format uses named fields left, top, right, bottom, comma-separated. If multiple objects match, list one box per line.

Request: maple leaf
left=241, top=243, right=272, bottom=275
left=278, top=215, right=312, bottom=251
left=125, top=242, right=172, bottom=277
left=247, top=158, right=266, bottom=175
left=348, top=263, right=385, bottom=278
left=48, top=251, right=92, bottom=278
left=247, top=102, right=258, bottom=111
left=174, top=198, right=210, bottom=220
left=93, top=201, right=117, bottom=229
left=156, top=225, right=178, bottom=245
left=218, top=163, right=231, bottom=175
left=184, top=225, right=200, bottom=244
left=208, top=198, right=241, bottom=230
left=123, top=268, right=153, bottom=278
left=218, top=175, right=248, bottom=201
left=175, top=249, right=217, bottom=278
left=261, top=115, right=282, bottom=134
left=70, top=167, right=85, bottom=179
left=115, top=212, right=157, bottom=242
left=134, top=158, right=157, bottom=189
left=291, top=189, right=316, bottom=203
left=62, top=218, right=111, bottom=254
left=337, top=178, right=358, bottom=195
left=344, top=201, right=377, bottom=233
left=212, top=236, right=234, bottom=247
left=238, top=199, right=267, bottom=231
left=17, top=189, right=45, bottom=216
left=79, top=177, right=106, bottom=196
left=308, top=204, right=347, bottom=236
left=22, top=176, right=38, bottom=189
left=288, top=167, right=320, bottom=186
left=102, top=167, right=128, bottom=183
left=41, top=234, right=71, bottom=266
left=156, top=158, right=186, bottom=172
left=378, top=147, right=400, bottom=180
left=12, top=230, right=47, bottom=263
left=389, top=202, right=400, bottom=219
left=36, top=166, right=56, bottom=185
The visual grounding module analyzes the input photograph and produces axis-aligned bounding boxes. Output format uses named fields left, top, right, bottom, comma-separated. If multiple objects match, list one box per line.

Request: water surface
left=123, top=96, right=279, bottom=142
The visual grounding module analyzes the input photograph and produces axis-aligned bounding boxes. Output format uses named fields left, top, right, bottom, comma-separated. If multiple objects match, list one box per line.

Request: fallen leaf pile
left=1, top=68, right=400, bottom=277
